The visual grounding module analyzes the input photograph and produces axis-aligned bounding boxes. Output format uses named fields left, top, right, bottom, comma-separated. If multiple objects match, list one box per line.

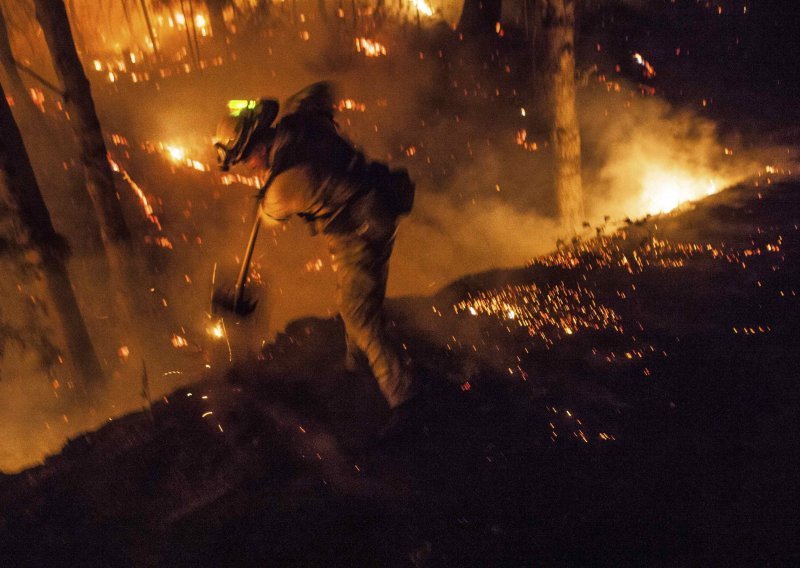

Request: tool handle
left=232, top=209, right=261, bottom=307
left=232, top=171, right=277, bottom=307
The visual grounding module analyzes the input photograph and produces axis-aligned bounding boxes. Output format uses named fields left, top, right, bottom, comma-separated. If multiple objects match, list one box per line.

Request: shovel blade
left=211, top=287, right=258, bottom=317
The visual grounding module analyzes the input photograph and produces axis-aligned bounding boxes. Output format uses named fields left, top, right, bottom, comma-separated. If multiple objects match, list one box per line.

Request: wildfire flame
left=411, top=0, right=434, bottom=17
left=642, top=169, right=718, bottom=213
left=355, top=38, right=387, bottom=57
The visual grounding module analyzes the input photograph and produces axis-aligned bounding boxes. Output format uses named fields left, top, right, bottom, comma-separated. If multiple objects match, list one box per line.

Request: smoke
left=579, top=88, right=761, bottom=221
left=0, top=4, right=773, bottom=472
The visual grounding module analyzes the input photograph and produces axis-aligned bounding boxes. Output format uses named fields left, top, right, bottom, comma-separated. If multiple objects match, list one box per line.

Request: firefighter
left=214, top=83, right=418, bottom=411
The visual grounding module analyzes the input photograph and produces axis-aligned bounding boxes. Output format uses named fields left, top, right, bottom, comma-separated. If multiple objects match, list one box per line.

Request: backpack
left=367, top=162, right=415, bottom=216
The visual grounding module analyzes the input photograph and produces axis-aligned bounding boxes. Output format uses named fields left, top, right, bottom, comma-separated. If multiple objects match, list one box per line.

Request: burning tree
left=0, top=80, right=105, bottom=391
left=533, top=0, right=584, bottom=231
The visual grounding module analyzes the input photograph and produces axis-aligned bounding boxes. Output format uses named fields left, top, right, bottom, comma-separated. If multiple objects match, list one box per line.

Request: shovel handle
left=233, top=203, right=262, bottom=308
left=232, top=172, right=277, bottom=308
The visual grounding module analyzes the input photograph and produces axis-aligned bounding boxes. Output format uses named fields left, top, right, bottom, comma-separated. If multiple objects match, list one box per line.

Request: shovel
left=212, top=175, right=275, bottom=316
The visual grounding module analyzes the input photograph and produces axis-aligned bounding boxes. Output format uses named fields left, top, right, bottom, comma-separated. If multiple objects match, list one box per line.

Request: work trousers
left=324, top=193, right=416, bottom=409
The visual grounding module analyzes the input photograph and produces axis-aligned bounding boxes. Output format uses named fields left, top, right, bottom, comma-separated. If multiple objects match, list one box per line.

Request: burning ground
left=1, top=177, right=798, bottom=564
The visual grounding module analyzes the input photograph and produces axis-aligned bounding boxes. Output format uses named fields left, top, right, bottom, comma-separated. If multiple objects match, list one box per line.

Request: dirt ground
left=1, top=178, right=798, bottom=566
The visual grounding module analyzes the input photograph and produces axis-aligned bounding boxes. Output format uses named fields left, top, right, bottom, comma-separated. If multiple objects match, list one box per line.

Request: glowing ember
left=166, top=145, right=186, bottom=162
left=108, top=157, right=162, bottom=229
left=453, top=282, right=622, bottom=345
left=632, top=52, right=656, bottom=78
left=117, top=345, right=130, bottom=361
left=355, top=38, right=387, bottom=57
left=337, top=98, right=367, bottom=112
left=171, top=334, right=189, bottom=348
left=207, top=321, right=225, bottom=339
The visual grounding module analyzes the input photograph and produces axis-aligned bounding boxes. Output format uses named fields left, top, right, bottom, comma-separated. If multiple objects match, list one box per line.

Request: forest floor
left=1, top=175, right=798, bottom=566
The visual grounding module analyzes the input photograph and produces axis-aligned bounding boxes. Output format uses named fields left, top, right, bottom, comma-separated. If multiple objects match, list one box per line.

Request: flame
left=166, top=145, right=186, bottom=162
left=337, top=98, right=367, bottom=112
left=642, top=169, right=718, bottom=213
left=355, top=38, right=387, bottom=57
left=207, top=321, right=225, bottom=339
left=411, top=0, right=434, bottom=17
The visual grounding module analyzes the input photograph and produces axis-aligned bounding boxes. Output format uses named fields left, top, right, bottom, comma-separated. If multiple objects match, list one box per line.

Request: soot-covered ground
left=1, top=177, right=798, bottom=566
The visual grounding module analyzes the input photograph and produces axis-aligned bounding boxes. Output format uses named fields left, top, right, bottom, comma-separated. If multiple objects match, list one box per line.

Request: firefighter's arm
left=259, top=167, right=315, bottom=226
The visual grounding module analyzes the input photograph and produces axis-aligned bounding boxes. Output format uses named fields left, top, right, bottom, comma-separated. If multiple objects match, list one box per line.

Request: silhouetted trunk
left=0, top=81, right=105, bottom=391
left=120, top=0, right=136, bottom=40
left=33, top=0, right=146, bottom=355
left=206, top=0, right=228, bottom=40
left=0, top=5, right=37, bottom=118
left=534, top=0, right=583, bottom=231
left=458, top=0, right=502, bottom=37
left=139, top=0, right=160, bottom=56
left=179, top=0, right=199, bottom=68
left=34, top=0, right=133, bottom=251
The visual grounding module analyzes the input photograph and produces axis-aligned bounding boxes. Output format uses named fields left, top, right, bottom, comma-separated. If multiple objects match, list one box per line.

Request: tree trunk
left=0, top=81, right=105, bottom=391
left=33, top=0, right=147, bottom=357
left=65, top=0, right=85, bottom=53
left=206, top=0, right=228, bottom=41
left=33, top=0, right=133, bottom=250
left=534, top=0, right=583, bottom=231
left=458, top=0, right=502, bottom=38
left=138, top=0, right=160, bottom=57
left=0, top=4, right=38, bottom=118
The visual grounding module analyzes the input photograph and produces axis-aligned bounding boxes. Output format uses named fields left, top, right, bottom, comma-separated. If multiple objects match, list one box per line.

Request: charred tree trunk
left=458, top=0, right=502, bottom=38
left=33, top=0, right=147, bottom=355
left=0, top=4, right=37, bottom=118
left=534, top=0, right=583, bottom=231
left=0, top=81, right=105, bottom=390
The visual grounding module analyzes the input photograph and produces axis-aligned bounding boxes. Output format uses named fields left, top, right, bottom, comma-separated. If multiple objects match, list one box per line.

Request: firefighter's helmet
left=214, top=98, right=279, bottom=171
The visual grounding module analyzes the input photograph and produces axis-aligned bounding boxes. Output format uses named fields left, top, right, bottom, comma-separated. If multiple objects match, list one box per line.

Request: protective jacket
left=260, top=104, right=416, bottom=409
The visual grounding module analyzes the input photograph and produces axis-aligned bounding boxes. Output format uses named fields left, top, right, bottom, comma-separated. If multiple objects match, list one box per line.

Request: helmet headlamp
left=214, top=98, right=279, bottom=171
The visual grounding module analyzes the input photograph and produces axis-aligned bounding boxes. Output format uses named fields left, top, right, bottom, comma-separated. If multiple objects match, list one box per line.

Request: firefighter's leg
left=330, top=233, right=417, bottom=408
left=343, top=330, right=365, bottom=371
